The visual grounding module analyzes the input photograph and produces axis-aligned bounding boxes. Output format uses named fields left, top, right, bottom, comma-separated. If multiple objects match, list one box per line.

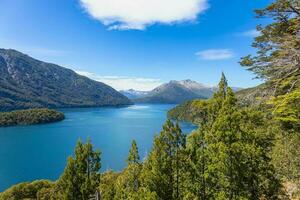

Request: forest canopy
left=0, top=108, right=65, bottom=127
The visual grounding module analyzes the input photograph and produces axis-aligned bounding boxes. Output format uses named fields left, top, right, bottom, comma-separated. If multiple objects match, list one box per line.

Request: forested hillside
left=0, top=49, right=131, bottom=111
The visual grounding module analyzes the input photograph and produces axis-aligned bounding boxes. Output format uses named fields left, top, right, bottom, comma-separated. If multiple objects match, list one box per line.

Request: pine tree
left=55, top=139, right=101, bottom=200
left=141, top=120, right=185, bottom=200
left=114, top=140, right=142, bottom=199
left=239, top=1, right=300, bottom=196
left=183, top=74, right=230, bottom=199
left=99, top=170, right=119, bottom=200
left=272, top=87, right=300, bottom=130
left=127, top=139, right=140, bottom=165
left=183, top=128, right=208, bottom=199
left=214, top=72, right=228, bottom=100
left=208, top=72, right=229, bottom=124
left=240, top=0, right=300, bottom=96
left=127, top=139, right=141, bottom=193
left=204, top=88, right=281, bottom=199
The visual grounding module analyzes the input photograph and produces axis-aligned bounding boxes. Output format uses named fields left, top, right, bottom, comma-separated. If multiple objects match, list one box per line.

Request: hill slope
left=0, top=49, right=131, bottom=111
left=134, top=80, right=213, bottom=104
left=168, top=83, right=267, bottom=123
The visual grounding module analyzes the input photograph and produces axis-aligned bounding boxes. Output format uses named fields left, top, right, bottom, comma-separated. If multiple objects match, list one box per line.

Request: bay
left=0, top=104, right=196, bottom=191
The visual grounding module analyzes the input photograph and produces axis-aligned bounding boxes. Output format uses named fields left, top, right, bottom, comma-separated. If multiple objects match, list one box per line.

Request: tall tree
left=240, top=1, right=300, bottom=196
left=240, top=0, right=300, bottom=96
left=114, top=140, right=142, bottom=199
left=205, top=88, right=281, bottom=199
left=141, top=120, right=185, bottom=200
left=55, top=139, right=101, bottom=200
left=99, top=170, right=119, bottom=200
left=127, top=140, right=140, bottom=165
left=183, top=73, right=230, bottom=199
left=183, top=128, right=208, bottom=200
left=208, top=72, right=229, bottom=124
left=214, top=72, right=228, bottom=100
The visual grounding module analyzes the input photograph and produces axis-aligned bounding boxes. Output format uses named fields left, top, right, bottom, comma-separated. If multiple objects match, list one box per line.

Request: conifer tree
left=99, top=170, right=119, bottom=200
left=240, top=0, right=300, bottom=96
left=141, top=120, right=185, bottom=200
left=127, top=139, right=140, bottom=165
left=214, top=72, right=228, bottom=100
left=239, top=0, right=300, bottom=196
left=205, top=88, right=281, bottom=199
left=55, top=139, right=101, bottom=200
left=183, top=128, right=208, bottom=199
left=114, top=140, right=142, bottom=199
left=183, top=73, right=230, bottom=199
left=208, top=72, right=228, bottom=124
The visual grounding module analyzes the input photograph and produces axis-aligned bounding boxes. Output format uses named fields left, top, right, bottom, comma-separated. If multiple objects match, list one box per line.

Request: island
left=0, top=108, right=65, bottom=127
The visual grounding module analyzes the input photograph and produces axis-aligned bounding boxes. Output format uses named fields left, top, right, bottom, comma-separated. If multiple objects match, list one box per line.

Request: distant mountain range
left=0, top=49, right=131, bottom=111
left=121, top=80, right=242, bottom=104
left=119, top=89, right=150, bottom=99
left=121, top=80, right=214, bottom=104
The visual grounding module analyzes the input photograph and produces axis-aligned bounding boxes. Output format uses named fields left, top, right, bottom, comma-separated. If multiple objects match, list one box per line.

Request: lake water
left=0, top=104, right=196, bottom=191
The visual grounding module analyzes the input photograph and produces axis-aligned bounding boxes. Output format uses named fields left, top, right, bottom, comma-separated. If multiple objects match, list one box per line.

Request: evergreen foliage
left=240, top=0, right=300, bottom=96
left=167, top=99, right=210, bottom=124
left=54, top=139, right=101, bottom=200
left=0, top=108, right=65, bottom=127
left=0, top=180, right=53, bottom=200
left=141, top=120, right=186, bottom=200
left=114, top=140, right=142, bottom=200
left=99, top=171, right=120, bottom=200
left=239, top=0, right=300, bottom=197
left=171, top=1, right=300, bottom=197
left=127, top=140, right=140, bottom=165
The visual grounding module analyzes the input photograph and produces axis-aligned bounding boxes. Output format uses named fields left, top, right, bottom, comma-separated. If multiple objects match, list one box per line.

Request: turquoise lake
left=0, top=104, right=196, bottom=191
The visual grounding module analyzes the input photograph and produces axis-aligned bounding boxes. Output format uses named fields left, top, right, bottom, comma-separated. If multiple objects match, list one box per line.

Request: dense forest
left=0, top=0, right=299, bottom=199
left=0, top=76, right=289, bottom=199
left=0, top=108, right=65, bottom=126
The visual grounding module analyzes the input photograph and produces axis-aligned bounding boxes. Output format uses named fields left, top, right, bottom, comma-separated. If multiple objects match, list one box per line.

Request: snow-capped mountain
left=134, top=80, right=214, bottom=104
left=119, top=89, right=150, bottom=99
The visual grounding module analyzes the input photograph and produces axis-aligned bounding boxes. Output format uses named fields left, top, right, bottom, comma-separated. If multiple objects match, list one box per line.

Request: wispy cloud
left=75, top=70, right=162, bottom=91
left=236, top=29, right=260, bottom=37
left=79, top=0, right=209, bottom=30
left=195, top=49, right=234, bottom=60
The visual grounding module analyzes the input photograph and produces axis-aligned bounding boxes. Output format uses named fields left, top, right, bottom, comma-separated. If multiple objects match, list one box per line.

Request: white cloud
left=76, top=70, right=162, bottom=91
left=237, top=29, right=260, bottom=37
left=195, top=49, right=234, bottom=60
left=79, top=0, right=209, bottom=30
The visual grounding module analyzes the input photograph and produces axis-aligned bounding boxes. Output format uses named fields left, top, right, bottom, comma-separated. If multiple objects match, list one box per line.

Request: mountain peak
left=133, top=79, right=214, bottom=104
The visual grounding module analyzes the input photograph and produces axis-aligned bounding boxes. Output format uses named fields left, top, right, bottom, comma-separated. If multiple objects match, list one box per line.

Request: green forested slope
left=0, top=108, right=65, bottom=126
left=0, top=49, right=131, bottom=111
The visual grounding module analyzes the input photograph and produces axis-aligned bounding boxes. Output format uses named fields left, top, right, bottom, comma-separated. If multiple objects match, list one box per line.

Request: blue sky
left=0, top=0, right=272, bottom=90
